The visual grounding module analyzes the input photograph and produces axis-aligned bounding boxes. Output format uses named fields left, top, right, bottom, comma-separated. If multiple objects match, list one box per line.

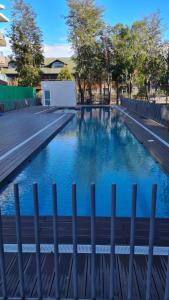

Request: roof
left=3, top=69, right=18, bottom=75
left=41, top=67, right=63, bottom=75
left=44, top=57, right=75, bottom=72
left=0, top=12, right=9, bottom=22
left=2, top=57, right=76, bottom=75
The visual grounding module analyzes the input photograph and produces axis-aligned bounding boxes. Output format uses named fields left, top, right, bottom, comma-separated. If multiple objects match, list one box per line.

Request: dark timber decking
left=1, top=106, right=169, bottom=299
left=1, top=216, right=169, bottom=246
left=0, top=106, right=74, bottom=185
left=0, top=216, right=169, bottom=299
left=1, top=253, right=168, bottom=299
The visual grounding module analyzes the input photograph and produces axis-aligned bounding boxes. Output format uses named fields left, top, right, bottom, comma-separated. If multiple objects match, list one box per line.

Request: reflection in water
left=0, top=108, right=169, bottom=216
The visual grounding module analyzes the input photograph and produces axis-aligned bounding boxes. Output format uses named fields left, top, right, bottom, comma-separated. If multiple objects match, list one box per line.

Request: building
left=0, top=3, right=9, bottom=85
left=1, top=57, right=75, bottom=86
left=42, top=80, right=76, bottom=107
left=0, top=4, right=9, bottom=47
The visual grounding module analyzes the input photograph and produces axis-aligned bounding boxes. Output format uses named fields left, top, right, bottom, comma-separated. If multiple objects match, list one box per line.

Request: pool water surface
left=0, top=108, right=169, bottom=217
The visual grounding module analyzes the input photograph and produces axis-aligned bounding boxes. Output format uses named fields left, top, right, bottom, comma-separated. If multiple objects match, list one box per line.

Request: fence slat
left=145, top=184, right=157, bottom=300
left=52, top=184, right=59, bottom=299
left=164, top=252, right=169, bottom=300
left=14, top=184, right=25, bottom=298
left=0, top=207, right=7, bottom=298
left=127, top=184, right=137, bottom=300
left=33, top=183, right=42, bottom=298
left=109, top=184, right=116, bottom=299
left=91, top=183, right=96, bottom=299
left=72, top=184, right=78, bottom=299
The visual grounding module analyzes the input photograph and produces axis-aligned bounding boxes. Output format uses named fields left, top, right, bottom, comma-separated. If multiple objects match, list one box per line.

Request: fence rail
left=0, top=98, right=37, bottom=112
left=0, top=183, right=169, bottom=299
left=121, top=97, right=169, bottom=127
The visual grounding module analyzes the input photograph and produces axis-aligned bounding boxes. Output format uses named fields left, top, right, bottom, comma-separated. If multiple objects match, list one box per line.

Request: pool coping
left=0, top=113, right=74, bottom=187
left=3, top=243, right=169, bottom=255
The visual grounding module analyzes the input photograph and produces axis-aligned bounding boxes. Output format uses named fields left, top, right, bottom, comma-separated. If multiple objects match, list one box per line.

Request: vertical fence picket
left=146, top=184, right=157, bottom=300
left=72, top=184, right=78, bottom=299
left=52, top=184, right=59, bottom=299
left=109, top=184, right=116, bottom=300
left=91, top=183, right=96, bottom=299
left=14, top=184, right=25, bottom=298
left=164, top=252, right=169, bottom=300
left=33, top=183, right=42, bottom=298
left=0, top=207, right=7, bottom=299
left=127, top=184, right=137, bottom=300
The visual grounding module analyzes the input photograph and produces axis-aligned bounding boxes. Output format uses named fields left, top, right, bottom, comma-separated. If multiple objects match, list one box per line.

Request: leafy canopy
left=57, top=66, right=73, bottom=81
left=9, top=0, right=44, bottom=86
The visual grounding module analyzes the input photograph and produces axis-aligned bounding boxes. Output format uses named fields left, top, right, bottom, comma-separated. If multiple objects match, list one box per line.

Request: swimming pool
left=0, top=107, right=169, bottom=217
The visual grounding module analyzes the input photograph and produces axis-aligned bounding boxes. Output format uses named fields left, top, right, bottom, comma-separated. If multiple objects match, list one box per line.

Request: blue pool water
left=0, top=108, right=169, bottom=217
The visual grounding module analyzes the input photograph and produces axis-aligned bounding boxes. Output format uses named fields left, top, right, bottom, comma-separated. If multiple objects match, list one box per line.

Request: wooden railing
left=0, top=183, right=169, bottom=299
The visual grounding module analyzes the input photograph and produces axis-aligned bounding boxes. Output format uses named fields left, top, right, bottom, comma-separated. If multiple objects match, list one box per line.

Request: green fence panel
left=0, top=86, right=36, bottom=111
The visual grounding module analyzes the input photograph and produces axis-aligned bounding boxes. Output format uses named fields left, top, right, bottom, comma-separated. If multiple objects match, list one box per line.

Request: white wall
left=41, top=81, right=76, bottom=107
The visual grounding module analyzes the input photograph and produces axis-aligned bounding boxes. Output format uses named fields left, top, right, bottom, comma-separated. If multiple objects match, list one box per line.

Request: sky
left=1, top=0, right=169, bottom=57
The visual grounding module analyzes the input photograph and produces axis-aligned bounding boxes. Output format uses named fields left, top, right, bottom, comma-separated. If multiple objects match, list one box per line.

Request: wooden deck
left=0, top=252, right=167, bottom=299
left=0, top=216, right=168, bottom=299
left=0, top=106, right=74, bottom=185
left=1, top=216, right=169, bottom=246
left=1, top=106, right=169, bottom=299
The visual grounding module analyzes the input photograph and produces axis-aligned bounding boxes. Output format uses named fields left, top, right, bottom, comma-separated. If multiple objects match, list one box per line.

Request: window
left=8, top=61, right=16, bottom=69
left=51, top=61, right=64, bottom=68
left=44, top=90, right=50, bottom=106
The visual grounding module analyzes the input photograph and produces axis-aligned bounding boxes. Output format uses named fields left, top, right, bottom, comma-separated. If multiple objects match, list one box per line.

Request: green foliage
left=66, top=0, right=104, bottom=102
left=66, top=2, right=169, bottom=102
left=134, top=13, right=168, bottom=100
left=66, top=0, right=104, bottom=48
left=110, top=13, right=169, bottom=101
left=9, top=0, right=44, bottom=87
left=57, top=67, right=73, bottom=81
left=137, top=86, right=147, bottom=99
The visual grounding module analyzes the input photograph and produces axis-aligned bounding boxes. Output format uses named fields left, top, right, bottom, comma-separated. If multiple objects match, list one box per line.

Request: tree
left=136, top=13, right=167, bottom=100
left=9, top=0, right=44, bottom=87
left=111, top=22, right=145, bottom=100
left=66, top=0, right=104, bottom=103
left=57, top=66, right=73, bottom=80
left=110, top=13, right=168, bottom=102
left=96, top=27, right=114, bottom=103
left=111, top=24, right=132, bottom=102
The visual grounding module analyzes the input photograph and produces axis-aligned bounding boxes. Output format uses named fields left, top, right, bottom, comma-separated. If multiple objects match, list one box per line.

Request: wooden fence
left=0, top=183, right=169, bottom=299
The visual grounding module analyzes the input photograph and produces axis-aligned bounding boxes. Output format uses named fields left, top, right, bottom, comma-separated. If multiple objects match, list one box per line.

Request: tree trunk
left=129, top=80, right=132, bottom=99
left=77, top=77, right=84, bottom=104
left=116, top=81, right=119, bottom=105
left=99, top=80, right=102, bottom=104
left=107, top=82, right=111, bottom=105
left=145, top=79, right=149, bottom=101
left=88, top=81, right=92, bottom=103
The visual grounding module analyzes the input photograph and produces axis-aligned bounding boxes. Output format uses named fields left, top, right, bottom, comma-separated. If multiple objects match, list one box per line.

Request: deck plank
left=0, top=251, right=168, bottom=299
left=1, top=216, right=169, bottom=246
